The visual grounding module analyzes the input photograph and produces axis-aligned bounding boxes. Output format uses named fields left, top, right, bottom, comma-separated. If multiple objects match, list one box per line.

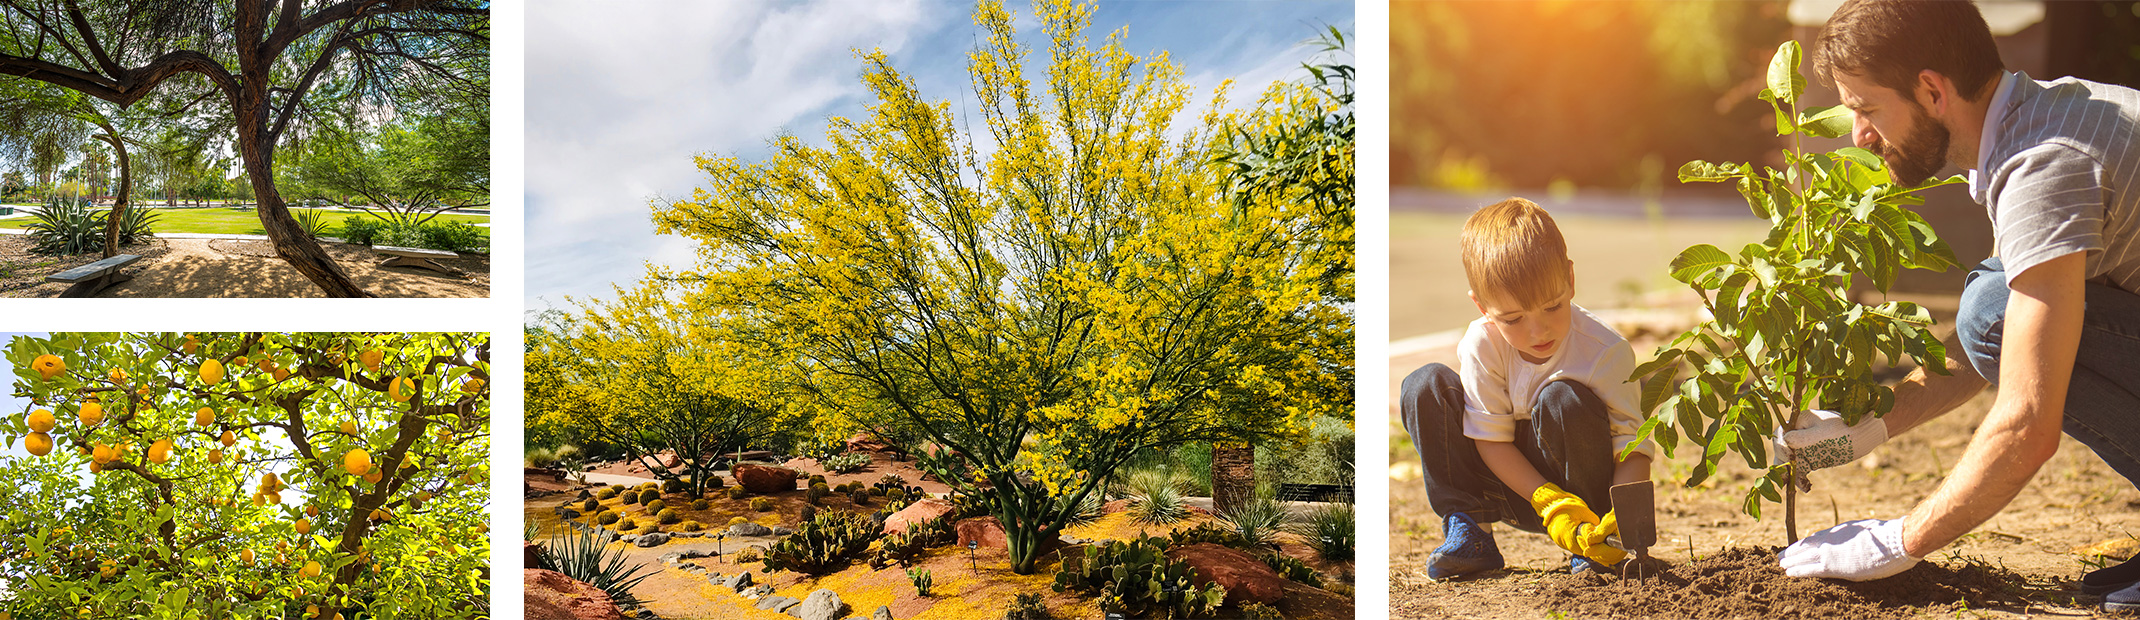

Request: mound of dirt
left=1539, top=548, right=2034, bottom=620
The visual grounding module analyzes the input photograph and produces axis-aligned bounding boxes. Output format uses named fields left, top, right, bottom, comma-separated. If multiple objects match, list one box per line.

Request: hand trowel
left=1610, top=480, right=1657, bottom=578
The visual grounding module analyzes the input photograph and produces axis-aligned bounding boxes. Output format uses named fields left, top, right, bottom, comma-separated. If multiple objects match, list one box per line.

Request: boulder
left=873, top=605, right=894, bottom=620
left=524, top=540, right=551, bottom=570
left=558, top=507, right=582, bottom=520
left=845, top=432, right=891, bottom=453
left=789, top=589, right=845, bottom=620
left=954, top=516, right=1008, bottom=550
left=524, top=568, right=624, bottom=620
left=735, top=464, right=801, bottom=494
left=725, top=571, right=754, bottom=591
left=1165, top=543, right=1288, bottom=606
left=633, top=532, right=671, bottom=548
left=757, top=596, right=801, bottom=612
left=728, top=522, right=774, bottom=537
left=882, top=498, right=957, bottom=535
left=1103, top=499, right=1133, bottom=514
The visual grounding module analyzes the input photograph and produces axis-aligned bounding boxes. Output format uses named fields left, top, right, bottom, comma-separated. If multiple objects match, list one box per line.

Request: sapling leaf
left=1638, top=362, right=1682, bottom=414
left=1670, top=244, right=1733, bottom=283
left=1630, top=349, right=1684, bottom=382
left=1797, top=105, right=1854, bottom=138
left=1677, top=160, right=1738, bottom=183
left=1766, top=41, right=1806, bottom=107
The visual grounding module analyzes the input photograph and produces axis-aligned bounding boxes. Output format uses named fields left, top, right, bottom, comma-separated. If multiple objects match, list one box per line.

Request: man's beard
left=1872, top=102, right=1952, bottom=186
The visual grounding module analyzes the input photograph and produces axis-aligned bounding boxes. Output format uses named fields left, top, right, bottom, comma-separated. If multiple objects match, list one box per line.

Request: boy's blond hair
left=1461, top=197, right=1570, bottom=309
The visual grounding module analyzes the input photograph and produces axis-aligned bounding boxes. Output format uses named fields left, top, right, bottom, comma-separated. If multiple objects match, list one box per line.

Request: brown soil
left=1534, top=547, right=2038, bottom=620
left=1391, top=385, right=2140, bottom=619
left=0, top=235, right=169, bottom=295
left=0, top=236, right=487, bottom=297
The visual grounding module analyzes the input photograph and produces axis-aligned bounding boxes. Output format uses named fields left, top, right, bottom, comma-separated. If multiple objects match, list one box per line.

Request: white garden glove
left=1778, top=517, right=1919, bottom=581
left=1779, top=409, right=1887, bottom=472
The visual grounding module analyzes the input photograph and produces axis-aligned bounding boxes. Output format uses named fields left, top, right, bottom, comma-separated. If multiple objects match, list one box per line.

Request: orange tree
left=0, top=332, right=490, bottom=619
left=653, top=0, right=1351, bottom=574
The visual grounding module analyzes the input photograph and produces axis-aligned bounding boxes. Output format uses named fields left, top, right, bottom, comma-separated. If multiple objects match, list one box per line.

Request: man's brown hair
left=1461, top=197, right=1570, bottom=310
left=1815, top=0, right=2004, bottom=102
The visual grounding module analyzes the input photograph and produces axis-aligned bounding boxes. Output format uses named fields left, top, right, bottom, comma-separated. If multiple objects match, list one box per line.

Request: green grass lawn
left=0, top=207, right=489, bottom=236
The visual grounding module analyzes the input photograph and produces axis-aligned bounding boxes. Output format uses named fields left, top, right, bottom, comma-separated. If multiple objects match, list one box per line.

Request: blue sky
left=524, top=0, right=1354, bottom=312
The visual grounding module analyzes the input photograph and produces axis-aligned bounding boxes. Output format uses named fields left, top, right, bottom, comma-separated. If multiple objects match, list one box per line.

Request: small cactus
left=657, top=508, right=679, bottom=525
left=638, top=489, right=660, bottom=504
left=751, top=497, right=772, bottom=512
left=645, top=499, right=666, bottom=513
left=690, top=499, right=710, bottom=511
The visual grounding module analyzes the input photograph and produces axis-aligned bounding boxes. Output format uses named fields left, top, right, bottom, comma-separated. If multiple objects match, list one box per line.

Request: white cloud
left=524, top=0, right=1352, bottom=311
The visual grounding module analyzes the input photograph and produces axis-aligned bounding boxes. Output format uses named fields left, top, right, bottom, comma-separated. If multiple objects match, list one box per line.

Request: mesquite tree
left=1626, top=42, right=1961, bottom=543
left=0, top=1, right=489, bottom=297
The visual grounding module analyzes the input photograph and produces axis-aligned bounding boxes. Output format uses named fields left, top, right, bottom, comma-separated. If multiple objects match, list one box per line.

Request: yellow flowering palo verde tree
left=0, top=332, right=491, bottom=619
left=652, top=0, right=1353, bottom=575
left=529, top=280, right=807, bottom=494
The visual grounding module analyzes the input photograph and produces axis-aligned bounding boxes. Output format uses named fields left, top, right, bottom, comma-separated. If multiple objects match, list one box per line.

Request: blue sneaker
left=1571, top=554, right=1610, bottom=575
left=1426, top=512, right=1503, bottom=579
left=2106, top=579, right=2140, bottom=613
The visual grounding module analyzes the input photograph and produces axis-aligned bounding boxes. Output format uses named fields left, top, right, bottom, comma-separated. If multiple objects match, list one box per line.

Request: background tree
left=531, top=281, right=806, bottom=492
left=652, top=0, right=1351, bottom=574
left=285, top=111, right=491, bottom=228
left=0, top=332, right=491, bottom=619
left=0, top=1, right=490, bottom=297
left=1206, top=25, right=1357, bottom=512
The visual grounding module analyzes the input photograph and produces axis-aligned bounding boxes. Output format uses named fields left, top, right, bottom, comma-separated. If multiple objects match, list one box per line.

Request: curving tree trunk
left=91, top=120, right=129, bottom=259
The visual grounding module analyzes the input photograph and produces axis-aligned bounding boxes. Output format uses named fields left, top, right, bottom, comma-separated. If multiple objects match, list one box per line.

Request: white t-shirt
left=1458, top=303, right=1656, bottom=461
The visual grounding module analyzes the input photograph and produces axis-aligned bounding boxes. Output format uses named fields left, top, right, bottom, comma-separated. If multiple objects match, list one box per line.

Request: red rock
left=845, top=432, right=891, bottom=453
left=1103, top=499, right=1132, bottom=514
left=524, top=568, right=624, bottom=620
left=733, top=463, right=800, bottom=494
left=953, top=516, right=1061, bottom=555
left=524, top=540, right=550, bottom=570
left=1165, top=543, right=1287, bottom=606
left=884, top=498, right=957, bottom=535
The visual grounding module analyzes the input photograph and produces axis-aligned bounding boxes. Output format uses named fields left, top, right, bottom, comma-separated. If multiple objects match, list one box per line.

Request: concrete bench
left=374, top=245, right=460, bottom=274
left=45, top=254, right=141, bottom=297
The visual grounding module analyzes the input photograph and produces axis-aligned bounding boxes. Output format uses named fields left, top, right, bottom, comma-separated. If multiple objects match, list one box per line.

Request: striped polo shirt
left=1972, top=71, right=2140, bottom=291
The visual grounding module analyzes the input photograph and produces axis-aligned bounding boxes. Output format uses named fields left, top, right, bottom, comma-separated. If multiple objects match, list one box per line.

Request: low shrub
left=1296, top=503, right=1354, bottom=562
left=662, top=478, right=689, bottom=494
left=679, top=520, right=703, bottom=532
left=820, top=452, right=870, bottom=474
left=751, top=497, right=772, bottom=512
left=706, top=476, right=726, bottom=490
left=580, top=498, right=599, bottom=513
left=637, top=489, right=660, bottom=505
left=596, top=511, right=619, bottom=525
left=614, top=516, right=636, bottom=530
left=1240, top=602, right=1284, bottom=620
left=849, top=489, right=869, bottom=506
left=595, top=486, right=619, bottom=500
left=657, top=509, right=679, bottom=525
left=727, top=487, right=749, bottom=500
left=338, top=216, right=386, bottom=245
left=798, top=504, right=818, bottom=523
left=422, top=221, right=489, bottom=253
left=735, top=546, right=763, bottom=564
left=690, top=499, right=710, bottom=511
left=645, top=499, right=665, bottom=513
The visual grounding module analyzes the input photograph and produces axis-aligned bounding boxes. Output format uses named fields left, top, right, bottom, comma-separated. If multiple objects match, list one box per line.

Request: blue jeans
left=1400, top=363, right=1617, bottom=532
left=1958, top=257, right=2140, bottom=486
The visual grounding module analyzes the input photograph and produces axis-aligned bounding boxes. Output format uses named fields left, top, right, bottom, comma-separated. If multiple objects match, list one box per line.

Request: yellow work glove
left=1529, top=484, right=1626, bottom=565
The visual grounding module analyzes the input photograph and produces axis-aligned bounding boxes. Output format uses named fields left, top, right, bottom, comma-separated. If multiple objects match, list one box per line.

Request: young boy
left=1400, top=197, right=1655, bottom=578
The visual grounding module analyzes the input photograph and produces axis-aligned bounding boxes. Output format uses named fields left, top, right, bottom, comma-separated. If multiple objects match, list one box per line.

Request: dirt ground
left=531, top=477, right=1357, bottom=620
left=0, top=236, right=488, bottom=297
left=1391, top=384, right=2140, bottom=619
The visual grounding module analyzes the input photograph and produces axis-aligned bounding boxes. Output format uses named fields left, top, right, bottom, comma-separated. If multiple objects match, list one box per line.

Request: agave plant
left=24, top=199, right=160, bottom=255
left=546, top=526, right=655, bottom=608
left=1125, top=468, right=1190, bottom=525
left=26, top=198, right=102, bottom=255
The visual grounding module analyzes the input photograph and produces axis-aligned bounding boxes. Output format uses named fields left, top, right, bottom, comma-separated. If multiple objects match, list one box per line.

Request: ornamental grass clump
left=1296, top=502, right=1354, bottom=562
left=1631, top=41, right=1963, bottom=542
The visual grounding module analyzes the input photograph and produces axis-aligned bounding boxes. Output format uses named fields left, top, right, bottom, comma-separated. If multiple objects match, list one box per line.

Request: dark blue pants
left=1957, top=258, right=2140, bottom=487
left=1400, top=362, right=1617, bottom=532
